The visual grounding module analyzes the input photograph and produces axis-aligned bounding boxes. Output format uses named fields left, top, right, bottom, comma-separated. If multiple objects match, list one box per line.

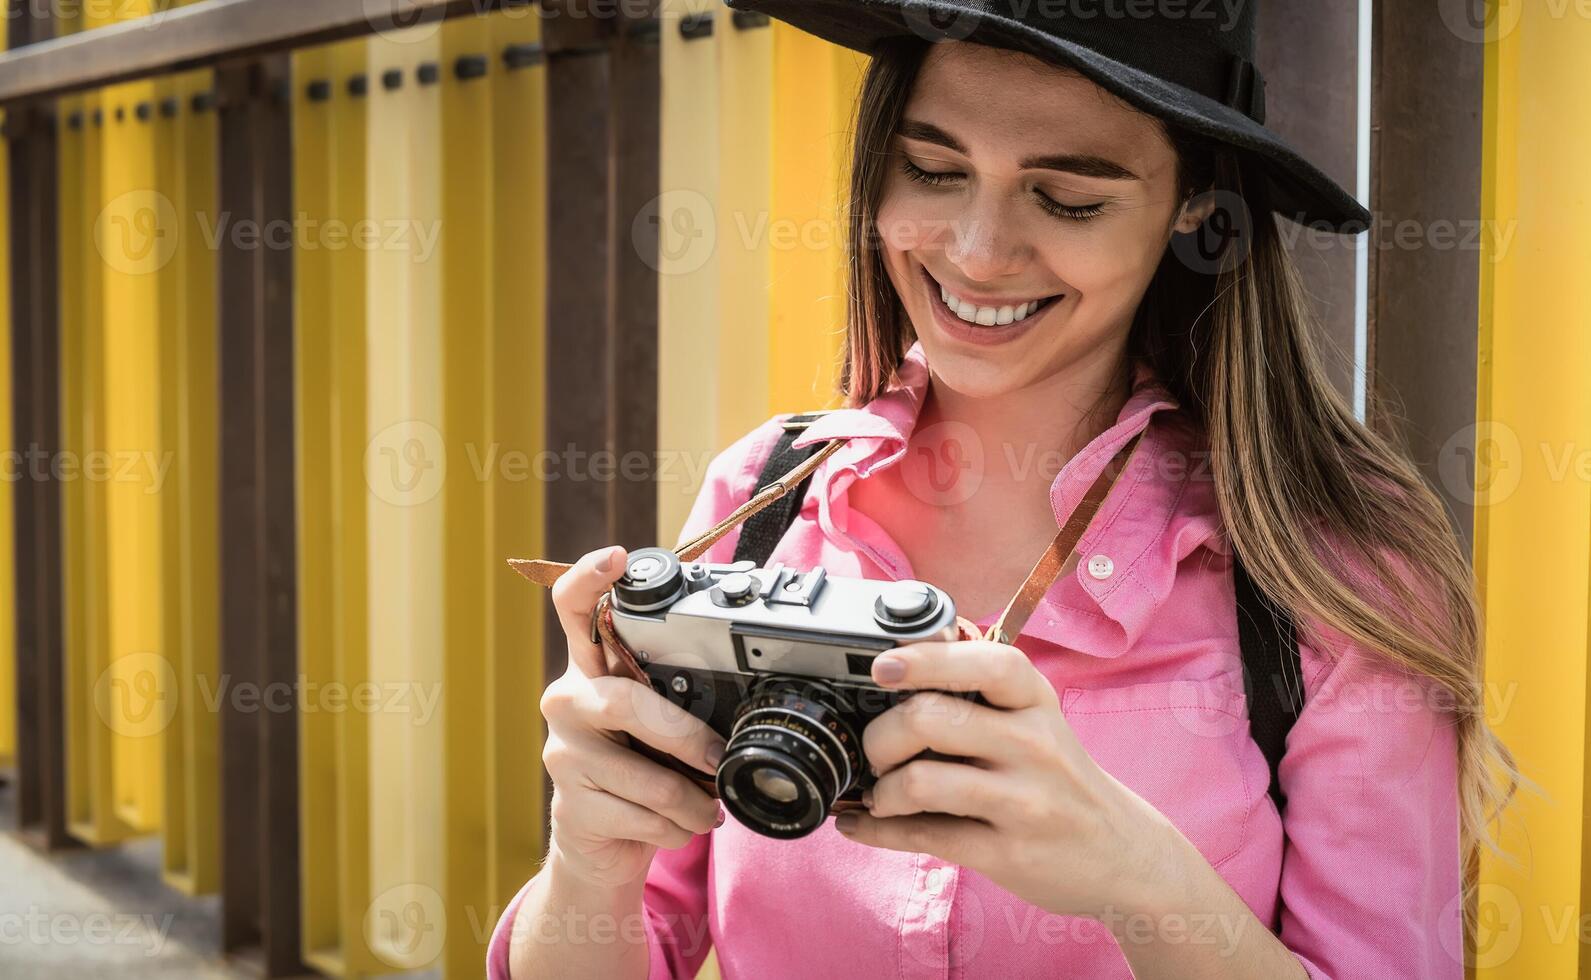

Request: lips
left=917, top=264, right=1064, bottom=348
left=916, top=264, right=1062, bottom=329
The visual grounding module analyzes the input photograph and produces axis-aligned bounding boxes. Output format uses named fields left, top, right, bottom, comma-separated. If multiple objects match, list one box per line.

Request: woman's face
left=876, top=43, right=1211, bottom=399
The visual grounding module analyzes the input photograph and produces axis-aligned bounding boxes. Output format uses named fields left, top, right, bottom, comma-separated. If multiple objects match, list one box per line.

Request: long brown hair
left=839, top=36, right=1517, bottom=924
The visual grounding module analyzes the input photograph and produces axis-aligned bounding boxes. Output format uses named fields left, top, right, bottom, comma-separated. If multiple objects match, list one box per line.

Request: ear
left=1172, top=189, right=1219, bottom=234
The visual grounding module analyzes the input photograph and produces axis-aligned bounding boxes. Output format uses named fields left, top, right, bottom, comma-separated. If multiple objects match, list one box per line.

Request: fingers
left=552, top=730, right=722, bottom=836
left=864, top=758, right=1008, bottom=820
left=550, top=545, right=628, bottom=678
left=835, top=810, right=994, bottom=867
left=871, top=640, right=1055, bottom=710
left=570, top=674, right=728, bottom=778
left=552, top=784, right=697, bottom=851
left=861, top=692, right=1025, bottom=774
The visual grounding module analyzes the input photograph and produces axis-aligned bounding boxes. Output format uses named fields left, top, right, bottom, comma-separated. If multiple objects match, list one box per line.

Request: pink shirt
left=489, top=342, right=1462, bottom=979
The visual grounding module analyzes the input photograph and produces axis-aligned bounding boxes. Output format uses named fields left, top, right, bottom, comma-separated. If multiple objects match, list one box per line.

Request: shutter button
left=1086, top=554, right=1115, bottom=580
left=718, top=571, right=757, bottom=604
left=873, top=581, right=940, bottom=630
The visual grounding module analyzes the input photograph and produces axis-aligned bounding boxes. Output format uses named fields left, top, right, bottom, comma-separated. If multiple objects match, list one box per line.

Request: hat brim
left=724, top=0, right=1371, bottom=235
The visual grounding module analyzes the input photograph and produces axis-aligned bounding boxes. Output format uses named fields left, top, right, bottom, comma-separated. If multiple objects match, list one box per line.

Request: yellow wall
left=1474, top=3, right=1591, bottom=976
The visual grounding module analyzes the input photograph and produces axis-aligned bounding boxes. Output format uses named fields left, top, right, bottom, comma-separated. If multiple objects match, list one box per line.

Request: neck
left=916, top=345, right=1133, bottom=499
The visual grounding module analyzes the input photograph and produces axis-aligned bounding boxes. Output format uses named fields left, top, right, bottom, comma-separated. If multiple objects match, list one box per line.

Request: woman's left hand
left=836, top=639, right=1193, bottom=922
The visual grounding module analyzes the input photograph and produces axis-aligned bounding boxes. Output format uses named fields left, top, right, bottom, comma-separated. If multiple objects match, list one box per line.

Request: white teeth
left=938, top=279, right=1051, bottom=326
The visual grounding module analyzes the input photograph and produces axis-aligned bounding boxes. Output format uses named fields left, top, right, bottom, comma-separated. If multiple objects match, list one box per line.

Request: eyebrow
left=896, top=118, right=1142, bottom=182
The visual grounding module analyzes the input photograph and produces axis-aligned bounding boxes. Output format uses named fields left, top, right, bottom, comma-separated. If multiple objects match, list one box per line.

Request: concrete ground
left=0, top=776, right=250, bottom=979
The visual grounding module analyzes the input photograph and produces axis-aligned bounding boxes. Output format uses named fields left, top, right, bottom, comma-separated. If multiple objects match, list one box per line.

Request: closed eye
left=898, top=157, right=1107, bottom=223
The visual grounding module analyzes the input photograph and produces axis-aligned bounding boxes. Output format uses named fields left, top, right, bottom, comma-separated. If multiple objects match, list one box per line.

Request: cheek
left=1043, top=222, right=1162, bottom=299
left=875, top=188, right=947, bottom=259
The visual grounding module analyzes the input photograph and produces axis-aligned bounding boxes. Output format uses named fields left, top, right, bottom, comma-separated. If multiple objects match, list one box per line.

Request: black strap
left=733, top=412, right=1304, bottom=814
left=731, top=413, right=830, bottom=565
left=1233, top=554, right=1304, bottom=812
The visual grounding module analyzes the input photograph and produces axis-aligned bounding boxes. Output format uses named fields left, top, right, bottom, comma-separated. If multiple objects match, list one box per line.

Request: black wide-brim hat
left=721, top=0, right=1371, bottom=234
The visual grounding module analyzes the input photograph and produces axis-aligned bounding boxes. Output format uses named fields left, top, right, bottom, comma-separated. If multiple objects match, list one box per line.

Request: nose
left=942, top=192, right=1034, bottom=284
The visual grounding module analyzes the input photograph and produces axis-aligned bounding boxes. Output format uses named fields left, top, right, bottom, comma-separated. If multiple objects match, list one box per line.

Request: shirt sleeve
left=1274, top=614, right=1464, bottom=979
left=486, top=416, right=785, bottom=979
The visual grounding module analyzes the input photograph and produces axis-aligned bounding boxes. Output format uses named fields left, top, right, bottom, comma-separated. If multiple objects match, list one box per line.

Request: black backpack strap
left=1233, top=552, right=1304, bottom=813
left=732, top=412, right=831, bottom=566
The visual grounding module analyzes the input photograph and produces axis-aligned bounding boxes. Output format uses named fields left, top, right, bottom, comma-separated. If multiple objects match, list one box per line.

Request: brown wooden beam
left=0, top=0, right=526, bottom=104
left=7, top=0, right=75, bottom=854
left=214, top=56, right=304, bottom=978
left=540, top=4, right=659, bottom=688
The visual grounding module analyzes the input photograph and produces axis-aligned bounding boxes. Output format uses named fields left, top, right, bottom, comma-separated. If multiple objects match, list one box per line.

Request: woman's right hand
left=539, top=545, right=728, bottom=891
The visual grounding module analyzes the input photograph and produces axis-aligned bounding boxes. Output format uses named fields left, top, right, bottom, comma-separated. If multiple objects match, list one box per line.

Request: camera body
left=607, top=547, right=967, bottom=839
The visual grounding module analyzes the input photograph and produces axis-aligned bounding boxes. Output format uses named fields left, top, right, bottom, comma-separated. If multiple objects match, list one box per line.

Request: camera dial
left=613, top=547, right=685, bottom=612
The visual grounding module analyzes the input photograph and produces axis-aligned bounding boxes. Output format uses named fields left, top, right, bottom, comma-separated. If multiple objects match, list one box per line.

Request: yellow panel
left=99, top=75, right=166, bottom=836
left=439, top=15, right=494, bottom=978
left=328, top=38, right=379, bottom=979
left=657, top=0, right=724, bottom=544
left=151, top=67, right=219, bottom=896
left=295, top=37, right=384, bottom=980
left=487, top=2, right=548, bottom=933
left=293, top=43, right=347, bottom=973
left=61, top=88, right=134, bottom=848
left=364, top=27, right=448, bottom=975
left=713, top=8, right=774, bottom=448
left=767, top=27, right=861, bottom=414
left=1474, top=4, right=1591, bottom=977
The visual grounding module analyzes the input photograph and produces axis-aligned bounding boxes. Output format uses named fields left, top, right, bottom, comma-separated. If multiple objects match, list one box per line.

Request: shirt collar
left=792, top=340, right=1225, bottom=658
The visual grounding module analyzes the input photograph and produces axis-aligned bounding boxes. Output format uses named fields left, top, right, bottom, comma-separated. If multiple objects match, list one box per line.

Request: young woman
left=491, top=6, right=1515, bottom=978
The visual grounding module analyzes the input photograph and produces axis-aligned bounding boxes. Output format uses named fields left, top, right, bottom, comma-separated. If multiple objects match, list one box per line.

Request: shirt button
left=1086, top=554, right=1114, bottom=580
left=925, top=867, right=945, bottom=895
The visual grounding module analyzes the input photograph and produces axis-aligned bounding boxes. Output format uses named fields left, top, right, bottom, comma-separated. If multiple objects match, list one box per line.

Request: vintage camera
left=607, top=547, right=971, bottom=839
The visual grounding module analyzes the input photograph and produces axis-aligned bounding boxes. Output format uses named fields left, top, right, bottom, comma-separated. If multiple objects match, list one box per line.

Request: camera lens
left=716, top=678, right=862, bottom=839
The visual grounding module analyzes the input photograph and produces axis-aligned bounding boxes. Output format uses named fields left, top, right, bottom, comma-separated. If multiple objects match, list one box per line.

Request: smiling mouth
left=922, top=265, right=1056, bottom=327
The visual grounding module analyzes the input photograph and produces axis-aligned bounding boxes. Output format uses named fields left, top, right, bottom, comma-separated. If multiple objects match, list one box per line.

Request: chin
left=912, top=329, right=1039, bottom=400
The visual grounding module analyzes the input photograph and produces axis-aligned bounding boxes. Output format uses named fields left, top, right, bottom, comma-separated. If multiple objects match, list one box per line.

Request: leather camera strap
left=510, top=429, right=1143, bottom=650
left=981, top=431, right=1142, bottom=645
left=507, top=436, right=848, bottom=589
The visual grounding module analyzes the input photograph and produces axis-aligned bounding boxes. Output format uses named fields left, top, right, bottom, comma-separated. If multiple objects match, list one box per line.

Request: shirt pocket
left=1060, top=673, right=1254, bottom=869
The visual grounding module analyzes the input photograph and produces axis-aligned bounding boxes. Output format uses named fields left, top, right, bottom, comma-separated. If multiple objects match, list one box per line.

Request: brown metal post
left=7, top=0, right=74, bottom=852
left=1367, top=5, right=1484, bottom=557
left=214, top=56, right=304, bottom=977
left=1255, top=2, right=1363, bottom=402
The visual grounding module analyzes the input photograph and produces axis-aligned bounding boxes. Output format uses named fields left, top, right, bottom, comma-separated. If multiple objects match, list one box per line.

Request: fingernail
left=714, top=806, right=726, bottom=829
left=873, top=655, right=906, bottom=684
left=595, top=548, right=614, bottom=573
left=835, top=812, right=859, bottom=835
left=705, top=740, right=726, bottom=769
left=860, top=788, right=874, bottom=809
